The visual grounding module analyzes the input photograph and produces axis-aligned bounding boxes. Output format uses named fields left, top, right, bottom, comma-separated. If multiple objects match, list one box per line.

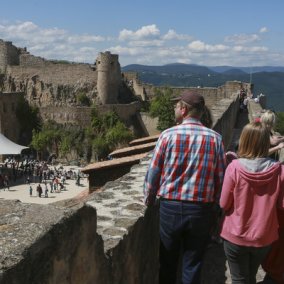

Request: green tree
left=90, top=107, right=134, bottom=160
left=59, top=135, right=72, bottom=161
left=16, top=96, right=41, bottom=144
left=149, top=88, right=176, bottom=131
left=30, top=130, right=49, bottom=159
left=105, top=121, right=134, bottom=146
left=92, top=136, right=110, bottom=160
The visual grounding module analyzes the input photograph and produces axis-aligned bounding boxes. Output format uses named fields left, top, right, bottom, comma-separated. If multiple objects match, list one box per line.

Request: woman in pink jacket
left=220, top=122, right=284, bottom=284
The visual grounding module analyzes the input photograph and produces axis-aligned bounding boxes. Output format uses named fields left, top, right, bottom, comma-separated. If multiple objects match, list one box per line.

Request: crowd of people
left=143, top=90, right=284, bottom=284
left=0, top=157, right=84, bottom=197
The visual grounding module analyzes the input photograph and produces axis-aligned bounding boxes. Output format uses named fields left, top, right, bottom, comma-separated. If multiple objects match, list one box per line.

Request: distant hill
left=122, top=64, right=284, bottom=112
left=123, top=63, right=216, bottom=75
left=208, top=66, right=284, bottom=73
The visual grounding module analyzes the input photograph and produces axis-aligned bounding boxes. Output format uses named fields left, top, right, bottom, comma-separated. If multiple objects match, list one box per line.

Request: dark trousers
left=223, top=239, right=271, bottom=284
left=159, top=199, right=214, bottom=284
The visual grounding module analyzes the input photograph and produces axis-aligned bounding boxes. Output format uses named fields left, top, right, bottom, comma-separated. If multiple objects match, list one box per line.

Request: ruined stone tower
left=96, top=51, right=121, bottom=104
left=0, top=40, right=20, bottom=73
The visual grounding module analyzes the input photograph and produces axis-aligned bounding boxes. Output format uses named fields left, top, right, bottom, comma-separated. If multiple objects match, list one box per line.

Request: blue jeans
left=159, top=199, right=214, bottom=284
left=223, top=240, right=271, bottom=284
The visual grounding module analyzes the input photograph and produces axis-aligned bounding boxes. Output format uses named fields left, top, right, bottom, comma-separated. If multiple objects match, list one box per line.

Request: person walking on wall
left=260, top=110, right=284, bottom=160
left=220, top=122, right=284, bottom=284
left=143, top=91, right=226, bottom=284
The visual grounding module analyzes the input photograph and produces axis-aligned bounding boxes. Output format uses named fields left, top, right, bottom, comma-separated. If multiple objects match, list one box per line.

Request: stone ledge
left=109, top=142, right=156, bottom=158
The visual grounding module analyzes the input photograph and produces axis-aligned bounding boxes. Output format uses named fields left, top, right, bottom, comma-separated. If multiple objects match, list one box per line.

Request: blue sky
left=1, top=0, right=284, bottom=67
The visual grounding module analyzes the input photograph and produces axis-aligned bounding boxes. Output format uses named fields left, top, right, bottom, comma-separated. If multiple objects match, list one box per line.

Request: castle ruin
left=0, top=39, right=252, bottom=147
left=96, top=51, right=121, bottom=104
left=0, top=39, right=272, bottom=284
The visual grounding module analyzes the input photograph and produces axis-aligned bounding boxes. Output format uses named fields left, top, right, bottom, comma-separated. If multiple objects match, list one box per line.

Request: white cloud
left=188, top=41, right=228, bottom=52
left=162, top=29, right=193, bottom=41
left=233, top=45, right=268, bottom=52
left=119, top=24, right=160, bottom=41
left=127, top=39, right=164, bottom=47
left=225, top=33, right=260, bottom=44
left=0, top=21, right=282, bottom=66
left=67, top=35, right=105, bottom=44
left=0, top=20, right=104, bottom=62
left=108, top=45, right=146, bottom=56
left=259, top=27, right=268, bottom=33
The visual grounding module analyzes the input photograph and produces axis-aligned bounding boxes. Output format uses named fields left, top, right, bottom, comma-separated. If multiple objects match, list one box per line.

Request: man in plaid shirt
left=144, top=91, right=226, bottom=284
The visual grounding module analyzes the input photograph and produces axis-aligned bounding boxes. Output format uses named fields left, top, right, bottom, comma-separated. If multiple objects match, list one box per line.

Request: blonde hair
left=260, top=110, right=276, bottom=129
left=238, top=122, right=270, bottom=158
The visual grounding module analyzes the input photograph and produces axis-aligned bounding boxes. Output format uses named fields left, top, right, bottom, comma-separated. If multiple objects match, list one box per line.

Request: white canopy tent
left=0, top=133, right=29, bottom=155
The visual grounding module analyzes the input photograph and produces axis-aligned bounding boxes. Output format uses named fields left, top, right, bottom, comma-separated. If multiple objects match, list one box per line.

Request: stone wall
left=139, top=113, right=159, bottom=136
left=139, top=81, right=247, bottom=139
left=212, top=96, right=240, bottom=150
left=40, top=102, right=141, bottom=128
left=96, top=52, right=122, bottom=104
left=126, top=74, right=250, bottom=108
left=0, top=91, right=23, bottom=141
left=19, top=53, right=48, bottom=67
left=0, top=200, right=111, bottom=284
left=40, top=106, right=93, bottom=125
left=0, top=90, right=247, bottom=284
left=0, top=40, right=20, bottom=73
left=6, top=63, right=97, bottom=88
left=123, top=72, right=146, bottom=100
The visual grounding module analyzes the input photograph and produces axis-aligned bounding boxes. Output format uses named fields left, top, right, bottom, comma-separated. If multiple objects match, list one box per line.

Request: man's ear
left=181, top=106, right=187, bottom=116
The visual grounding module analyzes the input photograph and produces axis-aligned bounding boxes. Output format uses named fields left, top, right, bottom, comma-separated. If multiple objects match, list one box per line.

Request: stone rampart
left=39, top=102, right=141, bottom=131
left=19, top=53, right=48, bottom=67
left=40, top=106, right=93, bottom=125
left=96, top=52, right=121, bottom=104
left=212, top=96, right=240, bottom=149
left=0, top=91, right=23, bottom=142
left=99, top=102, right=140, bottom=122
left=0, top=89, right=250, bottom=283
left=0, top=40, right=20, bottom=73
left=123, top=72, right=146, bottom=100
left=46, top=101, right=138, bottom=138
left=140, top=81, right=247, bottom=138
left=7, top=63, right=96, bottom=86
left=0, top=200, right=111, bottom=284
left=122, top=72, right=240, bottom=106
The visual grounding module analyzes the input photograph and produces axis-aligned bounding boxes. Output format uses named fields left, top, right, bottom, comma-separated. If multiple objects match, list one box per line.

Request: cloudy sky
left=1, top=0, right=284, bottom=67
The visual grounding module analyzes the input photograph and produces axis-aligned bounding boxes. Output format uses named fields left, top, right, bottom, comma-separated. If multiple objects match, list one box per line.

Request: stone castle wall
left=123, top=72, right=146, bottom=100
left=0, top=91, right=23, bottom=142
left=40, top=102, right=140, bottom=127
left=0, top=94, right=252, bottom=284
left=7, top=62, right=97, bottom=86
left=40, top=106, right=93, bottom=125
left=96, top=51, right=122, bottom=104
left=0, top=40, right=20, bottom=73
left=19, top=53, right=47, bottom=67
left=123, top=71, right=250, bottom=108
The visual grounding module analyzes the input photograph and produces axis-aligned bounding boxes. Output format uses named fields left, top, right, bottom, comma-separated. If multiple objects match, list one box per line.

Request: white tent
left=0, top=133, right=29, bottom=155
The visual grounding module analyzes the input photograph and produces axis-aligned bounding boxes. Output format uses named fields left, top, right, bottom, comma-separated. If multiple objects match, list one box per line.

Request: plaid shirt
left=144, top=117, right=226, bottom=205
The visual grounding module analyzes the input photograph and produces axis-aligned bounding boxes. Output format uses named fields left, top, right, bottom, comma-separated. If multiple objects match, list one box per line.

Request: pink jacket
left=220, top=159, right=284, bottom=247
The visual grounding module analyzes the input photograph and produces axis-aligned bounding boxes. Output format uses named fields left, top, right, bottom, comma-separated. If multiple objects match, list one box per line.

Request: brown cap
left=174, top=91, right=205, bottom=109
